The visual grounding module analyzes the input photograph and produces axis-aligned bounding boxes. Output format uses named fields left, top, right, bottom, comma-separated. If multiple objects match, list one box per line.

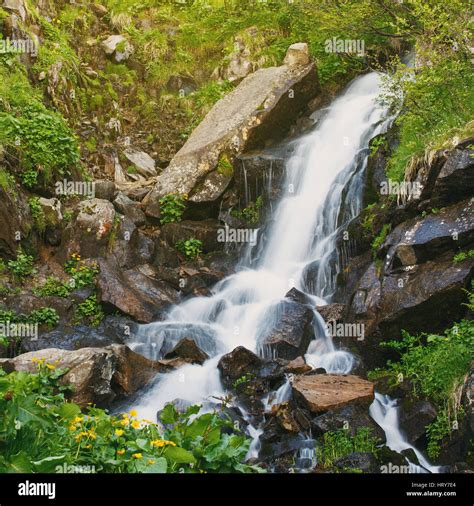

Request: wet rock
left=146, top=43, right=320, bottom=209
left=270, top=400, right=311, bottom=433
left=285, top=356, right=312, bottom=374
left=399, top=399, right=437, bottom=445
left=333, top=452, right=379, bottom=473
left=292, top=374, right=374, bottom=414
left=316, top=303, right=345, bottom=324
left=38, top=197, right=62, bottom=228
left=311, top=403, right=385, bottom=442
left=217, top=346, right=263, bottom=389
left=259, top=300, right=314, bottom=360
left=164, top=337, right=209, bottom=365
left=113, top=192, right=146, bottom=226
left=123, top=148, right=157, bottom=178
left=285, top=287, right=314, bottom=306
left=0, top=345, right=160, bottom=408
left=0, top=186, right=31, bottom=258
left=161, top=220, right=223, bottom=253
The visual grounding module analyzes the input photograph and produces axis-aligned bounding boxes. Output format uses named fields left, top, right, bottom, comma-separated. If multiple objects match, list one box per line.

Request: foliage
left=33, top=276, right=71, bottom=298
left=175, top=238, right=203, bottom=260
left=316, top=427, right=379, bottom=470
left=159, top=194, right=187, bottom=225
left=74, top=295, right=104, bottom=328
left=371, top=223, right=391, bottom=255
left=28, top=308, right=60, bottom=328
left=369, top=136, right=386, bottom=158
left=0, top=365, right=263, bottom=473
left=369, top=318, right=473, bottom=458
left=231, top=196, right=263, bottom=225
left=7, top=251, right=36, bottom=282
left=453, top=250, right=474, bottom=264
left=64, top=254, right=99, bottom=289
left=28, top=197, right=46, bottom=233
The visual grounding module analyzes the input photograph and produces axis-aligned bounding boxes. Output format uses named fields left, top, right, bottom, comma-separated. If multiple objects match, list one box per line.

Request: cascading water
left=129, top=72, right=392, bottom=424
left=370, top=393, right=442, bottom=473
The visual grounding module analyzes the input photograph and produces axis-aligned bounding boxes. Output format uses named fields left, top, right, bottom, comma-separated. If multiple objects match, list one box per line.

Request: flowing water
left=129, top=72, right=392, bottom=419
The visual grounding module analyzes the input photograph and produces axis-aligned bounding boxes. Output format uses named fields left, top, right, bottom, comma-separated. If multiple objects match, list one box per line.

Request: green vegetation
left=316, top=428, right=380, bottom=470
left=7, top=251, right=36, bottom=282
left=64, top=254, right=99, bottom=289
left=369, top=313, right=473, bottom=458
left=0, top=363, right=263, bottom=473
left=371, top=223, right=391, bottom=256
left=28, top=197, right=46, bottom=233
left=74, top=295, right=104, bottom=328
left=231, top=196, right=263, bottom=226
left=159, top=194, right=187, bottom=225
left=175, top=239, right=203, bottom=260
left=453, top=250, right=474, bottom=264
left=33, top=276, right=72, bottom=298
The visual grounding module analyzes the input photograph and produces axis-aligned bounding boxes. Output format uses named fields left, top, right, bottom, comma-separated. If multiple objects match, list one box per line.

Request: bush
left=33, top=276, right=71, bottom=298
left=175, top=238, right=203, bottom=259
left=7, top=251, right=36, bottom=282
left=0, top=364, right=263, bottom=473
left=74, top=295, right=104, bottom=328
left=64, top=254, right=99, bottom=289
left=28, top=197, right=46, bottom=233
left=159, top=194, right=187, bottom=225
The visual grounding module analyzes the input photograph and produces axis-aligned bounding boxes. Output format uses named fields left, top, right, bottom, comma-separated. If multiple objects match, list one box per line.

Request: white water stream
left=127, top=72, right=436, bottom=472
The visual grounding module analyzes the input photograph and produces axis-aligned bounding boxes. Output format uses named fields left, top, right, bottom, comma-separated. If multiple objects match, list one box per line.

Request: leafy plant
left=7, top=251, right=36, bottom=282
left=74, top=295, right=104, bottom=328
left=159, top=194, right=187, bottom=225
left=64, top=254, right=99, bottom=289
left=28, top=308, right=60, bottom=328
left=453, top=250, right=474, bottom=264
left=231, top=196, right=264, bottom=225
left=371, top=223, right=391, bottom=256
left=175, top=239, right=203, bottom=260
left=28, top=197, right=46, bottom=233
left=33, top=276, right=71, bottom=298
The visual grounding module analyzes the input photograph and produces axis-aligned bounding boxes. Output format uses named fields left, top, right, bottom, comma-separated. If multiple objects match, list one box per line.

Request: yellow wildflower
left=131, top=420, right=141, bottom=430
left=68, top=425, right=77, bottom=431
left=120, top=419, right=130, bottom=427
left=147, top=459, right=156, bottom=465
left=132, top=453, right=142, bottom=459
left=115, top=429, right=124, bottom=437
left=129, top=410, right=138, bottom=418
left=46, top=364, right=56, bottom=370
left=73, top=416, right=83, bottom=424
left=117, top=449, right=125, bottom=455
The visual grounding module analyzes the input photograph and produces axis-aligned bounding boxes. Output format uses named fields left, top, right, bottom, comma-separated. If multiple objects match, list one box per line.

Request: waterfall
left=370, top=393, right=442, bottom=473
left=129, top=72, right=392, bottom=421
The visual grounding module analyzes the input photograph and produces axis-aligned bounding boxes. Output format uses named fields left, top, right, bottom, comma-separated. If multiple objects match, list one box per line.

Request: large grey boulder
left=144, top=43, right=320, bottom=211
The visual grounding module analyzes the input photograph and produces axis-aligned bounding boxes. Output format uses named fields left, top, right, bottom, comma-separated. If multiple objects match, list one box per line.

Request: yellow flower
left=151, top=440, right=165, bottom=448
left=122, top=413, right=129, bottom=419
left=115, top=429, right=124, bottom=437
left=131, top=420, right=141, bottom=430
left=132, top=453, right=142, bottom=459
left=117, top=449, right=125, bottom=455
left=120, top=419, right=130, bottom=427
left=73, top=416, right=83, bottom=424
left=88, top=430, right=97, bottom=440
left=46, top=364, right=56, bottom=370
left=68, top=424, right=77, bottom=431
left=147, top=459, right=156, bottom=465
left=129, top=410, right=138, bottom=418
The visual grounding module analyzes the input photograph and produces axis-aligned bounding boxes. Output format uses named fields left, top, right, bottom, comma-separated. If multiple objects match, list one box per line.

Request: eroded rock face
left=399, top=399, right=437, bottom=445
left=144, top=43, right=320, bottom=211
left=259, top=300, right=314, bottom=360
left=0, top=186, right=31, bottom=258
left=161, top=220, right=223, bottom=254
left=113, top=192, right=146, bottom=226
left=0, top=345, right=160, bottom=407
left=217, top=346, right=263, bottom=389
left=291, top=374, right=375, bottom=413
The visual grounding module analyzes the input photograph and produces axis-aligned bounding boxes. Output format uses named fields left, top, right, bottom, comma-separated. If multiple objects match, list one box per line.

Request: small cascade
left=370, top=393, right=442, bottom=474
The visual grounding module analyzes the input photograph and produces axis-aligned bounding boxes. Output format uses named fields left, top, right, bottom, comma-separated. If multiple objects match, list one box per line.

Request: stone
left=161, top=220, right=223, bottom=253
left=38, top=197, right=62, bottom=228
left=3, top=0, right=26, bottom=21
left=291, top=374, right=375, bottom=413
left=217, top=346, right=263, bottom=389
left=94, top=180, right=116, bottom=201
left=0, top=345, right=160, bottom=408
left=101, top=35, right=133, bottom=62
left=333, top=452, right=379, bottom=473
left=145, top=44, right=319, bottom=210
left=164, top=337, right=209, bottom=364
left=113, top=192, right=146, bottom=226
left=399, top=399, right=437, bottom=444
left=123, top=148, right=157, bottom=178
left=283, top=43, right=310, bottom=67
left=91, top=3, right=108, bottom=17
left=285, top=356, right=312, bottom=374
left=259, top=300, right=314, bottom=360
left=0, top=186, right=31, bottom=258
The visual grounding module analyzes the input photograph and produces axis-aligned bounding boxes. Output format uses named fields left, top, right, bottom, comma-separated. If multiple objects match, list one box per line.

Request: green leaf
left=163, top=446, right=196, bottom=464
left=32, top=455, right=66, bottom=473
left=9, top=452, right=32, bottom=473
left=160, top=403, right=178, bottom=425
left=143, top=457, right=167, bottom=474
left=57, top=402, right=81, bottom=420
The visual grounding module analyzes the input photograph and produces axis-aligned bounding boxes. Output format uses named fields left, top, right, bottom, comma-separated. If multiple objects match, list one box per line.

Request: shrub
left=159, top=194, right=187, bottom=225
left=7, top=251, right=36, bottom=281
left=28, top=197, right=46, bottom=233
left=74, top=295, right=104, bottom=328
left=64, top=254, right=99, bottom=289
left=33, top=276, right=71, bottom=298
left=175, top=238, right=203, bottom=260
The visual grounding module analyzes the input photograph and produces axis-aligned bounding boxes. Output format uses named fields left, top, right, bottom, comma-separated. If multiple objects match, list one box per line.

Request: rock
left=91, top=3, right=108, bottom=17
left=0, top=186, right=31, bottom=258
left=0, top=345, right=160, bottom=407
left=113, top=192, right=146, bottom=226
left=270, top=401, right=309, bottom=433
left=101, top=35, right=133, bottom=63
left=283, top=43, right=310, bottom=67
left=285, top=356, right=312, bottom=374
left=333, top=452, right=379, bottom=473
left=96, top=259, right=178, bottom=323
left=259, top=300, right=314, bottom=360
left=386, top=199, right=474, bottom=268
left=311, top=403, right=386, bottom=442
left=399, top=399, right=437, bottom=444
left=123, top=148, right=157, bottom=178
left=164, top=337, right=209, bottom=364
left=145, top=44, right=319, bottom=210
left=217, top=346, right=263, bottom=389
left=38, top=197, right=62, bottom=228
left=316, top=303, right=345, bottom=324
left=285, top=287, right=314, bottom=306
left=3, top=0, right=26, bottom=22
left=94, top=180, right=116, bottom=201
left=166, top=75, right=197, bottom=95
left=291, top=374, right=375, bottom=414
left=161, top=220, right=223, bottom=253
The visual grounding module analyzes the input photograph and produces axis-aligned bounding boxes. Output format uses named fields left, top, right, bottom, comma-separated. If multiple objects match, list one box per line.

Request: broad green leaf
left=57, top=402, right=81, bottom=420
left=163, top=446, right=196, bottom=464
left=143, top=457, right=167, bottom=474
left=160, top=403, right=178, bottom=425
left=9, top=452, right=32, bottom=473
